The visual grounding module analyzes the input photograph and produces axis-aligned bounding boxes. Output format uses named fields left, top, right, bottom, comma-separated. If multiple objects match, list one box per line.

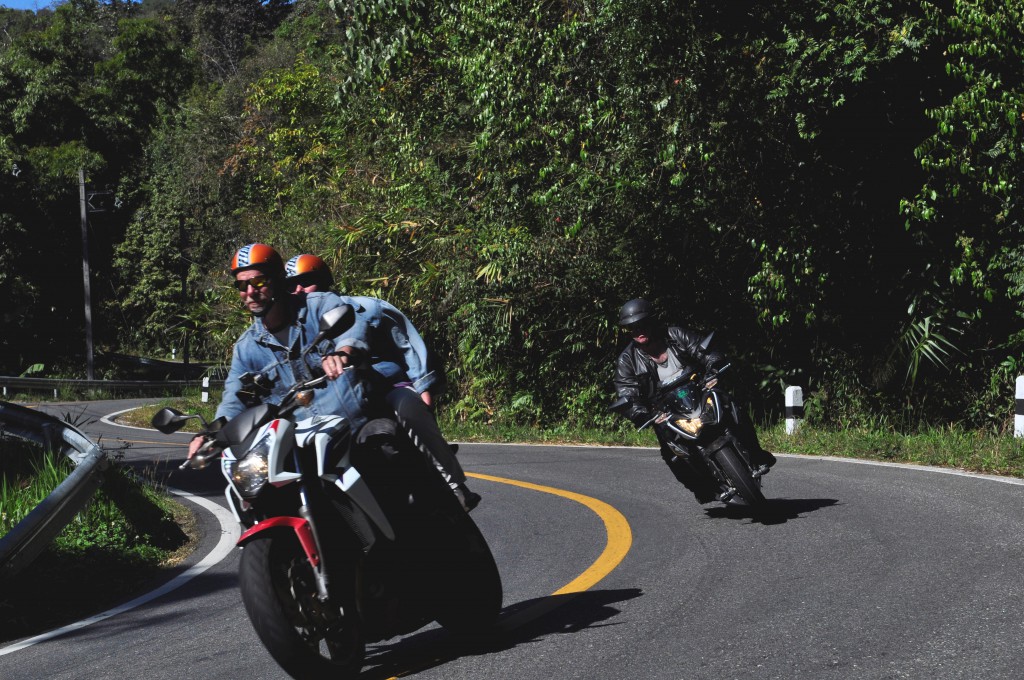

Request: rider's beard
left=250, top=295, right=275, bottom=317
left=247, top=291, right=276, bottom=318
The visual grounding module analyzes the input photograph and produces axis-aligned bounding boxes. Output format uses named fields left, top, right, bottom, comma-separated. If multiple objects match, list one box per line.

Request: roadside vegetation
left=0, top=437, right=196, bottom=643
left=120, top=396, right=1024, bottom=480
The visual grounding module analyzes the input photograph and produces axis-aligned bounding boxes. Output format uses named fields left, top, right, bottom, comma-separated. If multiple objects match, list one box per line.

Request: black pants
left=385, top=387, right=466, bottom=485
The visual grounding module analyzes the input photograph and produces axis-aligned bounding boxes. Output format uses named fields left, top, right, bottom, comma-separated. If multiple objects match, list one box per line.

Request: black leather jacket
left=613, top=326, right=723, bottom=427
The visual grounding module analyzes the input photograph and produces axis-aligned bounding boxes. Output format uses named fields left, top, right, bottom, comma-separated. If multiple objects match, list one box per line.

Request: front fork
left=235, top=479, right=335, bottom=603
left=296, top=455, right=343, bottom=603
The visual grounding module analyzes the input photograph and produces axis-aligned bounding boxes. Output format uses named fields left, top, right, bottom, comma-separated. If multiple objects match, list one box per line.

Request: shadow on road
left=359, top=588, right=643, bottom=679
left=704, top=497, right=839, bottom=524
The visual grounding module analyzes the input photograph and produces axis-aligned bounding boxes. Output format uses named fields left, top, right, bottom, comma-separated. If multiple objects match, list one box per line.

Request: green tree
left=0, top=0, right=192, bottom=374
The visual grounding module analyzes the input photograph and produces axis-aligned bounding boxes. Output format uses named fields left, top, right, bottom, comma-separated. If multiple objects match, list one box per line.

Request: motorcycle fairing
left=664, top=390, right=722, bottom=440
left=218, top=403, right=278, bottom=459
left=224, top=484, right=252, bottom=525
left=295, top=414, right=396, bottom=542
left=257, top=418, right=302, bottom=486
left=702, top=390, right=723, bottom=426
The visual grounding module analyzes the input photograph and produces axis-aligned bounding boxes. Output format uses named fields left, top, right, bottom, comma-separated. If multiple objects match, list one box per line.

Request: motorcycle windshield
left=668, top=383, right=700, bottom=413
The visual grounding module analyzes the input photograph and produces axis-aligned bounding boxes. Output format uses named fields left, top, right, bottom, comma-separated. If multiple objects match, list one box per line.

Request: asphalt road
left=3, top=398, right=1024, bottom=679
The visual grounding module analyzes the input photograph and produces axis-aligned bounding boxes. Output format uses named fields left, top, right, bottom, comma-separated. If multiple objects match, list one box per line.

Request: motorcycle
left=152, top=305, right=502, bottom=679
left=611, top=338, right=769, bottom=510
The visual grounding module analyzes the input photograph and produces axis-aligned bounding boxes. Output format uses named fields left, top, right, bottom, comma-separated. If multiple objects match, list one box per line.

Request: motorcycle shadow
left=704, top=497, right=839, bottom=525
left=358, top=588, right=643, bottom=679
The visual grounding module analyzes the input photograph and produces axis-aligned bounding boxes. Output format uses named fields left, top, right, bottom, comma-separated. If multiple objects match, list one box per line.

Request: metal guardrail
left=0, top=401, right=110, bottom=580
left=0, top=376, right=224, bottom=398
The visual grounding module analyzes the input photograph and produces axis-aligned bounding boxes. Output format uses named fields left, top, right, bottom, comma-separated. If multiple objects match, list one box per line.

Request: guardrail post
left=202, top=376, right=210, bottom=403
left=1016, top=376, right=1024, bottom=438
left=785, top=386, right=804, bottom=435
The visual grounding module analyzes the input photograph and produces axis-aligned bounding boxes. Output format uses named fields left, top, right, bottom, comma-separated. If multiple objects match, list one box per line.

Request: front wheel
left=713, top=445, right=766, bottom=508
left=238, top=532, right=364, bottom=680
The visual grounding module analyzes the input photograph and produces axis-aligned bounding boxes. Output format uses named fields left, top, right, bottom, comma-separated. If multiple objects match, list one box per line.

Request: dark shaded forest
left=1, top=0, right=1021, bottom=431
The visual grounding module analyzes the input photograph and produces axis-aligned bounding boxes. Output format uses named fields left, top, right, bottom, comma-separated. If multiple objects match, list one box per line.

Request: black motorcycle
left=612, top=357, right=768, bottom=509
left=152, top=305, right=502, bottom=679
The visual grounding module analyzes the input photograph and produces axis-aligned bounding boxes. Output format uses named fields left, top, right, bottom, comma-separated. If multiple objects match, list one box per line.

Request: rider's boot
left=452, top=482, right=482, bottom=512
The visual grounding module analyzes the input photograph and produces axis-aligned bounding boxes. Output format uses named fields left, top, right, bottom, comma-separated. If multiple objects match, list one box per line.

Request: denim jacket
left=216, top=292, right=379, bottom=429
left=216, top=293, right=436, bottom=428
left=348, top=296, right=438, bottom=396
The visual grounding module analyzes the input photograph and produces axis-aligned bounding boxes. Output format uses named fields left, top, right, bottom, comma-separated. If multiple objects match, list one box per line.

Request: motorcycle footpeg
left=752, top=464, right=770, bottom=480
left=717, top=488, right=737, bottom=502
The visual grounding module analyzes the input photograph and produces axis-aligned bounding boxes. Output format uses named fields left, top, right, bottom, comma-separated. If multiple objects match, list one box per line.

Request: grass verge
left=0, top=438, right=198, bottom=644
left=117, top=396, right=216, bottom=432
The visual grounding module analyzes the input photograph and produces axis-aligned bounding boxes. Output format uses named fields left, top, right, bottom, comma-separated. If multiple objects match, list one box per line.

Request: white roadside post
left=201, top=376, right=210, bottom=404
left=1015, top=376, right=1024, bottom=438
left=785, top=386, right=804, bottom=435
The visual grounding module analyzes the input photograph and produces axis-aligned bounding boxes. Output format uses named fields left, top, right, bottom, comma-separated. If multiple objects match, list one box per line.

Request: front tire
left=714, top=445, right=766, bottom=508
left=238, top=533, right=364, bottom=679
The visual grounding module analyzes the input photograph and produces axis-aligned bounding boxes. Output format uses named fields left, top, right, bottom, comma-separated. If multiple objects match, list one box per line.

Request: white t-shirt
left=655, top=350, right=684, bottom=384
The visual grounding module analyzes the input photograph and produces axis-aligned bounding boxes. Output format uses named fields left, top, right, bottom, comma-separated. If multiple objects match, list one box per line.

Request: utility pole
left=179, top=215, right=190, bottom=372
left=78, top=167, right=95, bottom=381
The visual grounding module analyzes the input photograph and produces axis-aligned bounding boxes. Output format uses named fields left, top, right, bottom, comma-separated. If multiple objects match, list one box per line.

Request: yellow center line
left=468, top=471, right=633, bottom=596
left=382, top=472, right=633, bottom=679
left=120, top=438, right=188, bottom=446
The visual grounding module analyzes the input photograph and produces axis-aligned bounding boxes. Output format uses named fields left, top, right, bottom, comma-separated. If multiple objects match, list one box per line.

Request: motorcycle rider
left=284, top=253, right=477, bottom=506
left=186, top=243, right=373, bottom=455
left=210, top=248, right=478, bottom=510
left=285, top=253, right=443, bottom=403
left=612, top=298, right=776, bottom=503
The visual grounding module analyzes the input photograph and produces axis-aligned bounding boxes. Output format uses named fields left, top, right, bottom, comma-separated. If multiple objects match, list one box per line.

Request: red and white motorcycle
left=153, top=305, right=501, bottom=679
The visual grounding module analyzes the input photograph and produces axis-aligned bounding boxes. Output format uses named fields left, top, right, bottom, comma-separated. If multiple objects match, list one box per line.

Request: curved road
left=3, top=399, right=1024, bottom=679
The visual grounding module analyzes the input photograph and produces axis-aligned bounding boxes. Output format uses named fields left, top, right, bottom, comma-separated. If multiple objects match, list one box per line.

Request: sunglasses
left=288, top=273, right=318, bottom=288
left=234, top=276, right=270, bottom=292
left=624, top=321, right=652, bottom=332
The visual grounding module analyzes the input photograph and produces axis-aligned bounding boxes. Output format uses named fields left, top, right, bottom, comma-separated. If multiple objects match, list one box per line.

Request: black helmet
left=618, top=298, right=655, bottom=327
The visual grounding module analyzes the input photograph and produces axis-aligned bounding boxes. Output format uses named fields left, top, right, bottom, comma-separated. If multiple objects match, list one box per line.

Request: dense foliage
left=1, top=0, right=1021, bottom=432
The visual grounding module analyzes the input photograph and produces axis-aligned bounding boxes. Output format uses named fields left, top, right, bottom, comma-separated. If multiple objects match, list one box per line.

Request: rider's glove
left=706, top=351, right=728, bottom=372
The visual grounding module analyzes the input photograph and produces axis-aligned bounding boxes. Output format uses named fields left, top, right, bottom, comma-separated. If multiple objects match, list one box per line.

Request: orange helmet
left=231, top=243, right=284, bottom=276
left=285, top=253, right=334, bottom=290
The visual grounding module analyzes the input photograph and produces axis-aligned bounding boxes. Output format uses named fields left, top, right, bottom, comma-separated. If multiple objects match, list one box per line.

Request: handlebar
left=180, top=437, right=221, bottom=470
left=179, top=371, right=336, bottom=471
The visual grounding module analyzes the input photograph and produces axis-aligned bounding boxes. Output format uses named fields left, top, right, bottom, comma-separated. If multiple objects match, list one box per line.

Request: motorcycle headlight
left=230, top=434, right=271, bottom=498
left=674, top=417, right=703, bottom=435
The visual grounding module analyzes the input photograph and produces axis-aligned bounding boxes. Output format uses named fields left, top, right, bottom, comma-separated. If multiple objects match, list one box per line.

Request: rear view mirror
left=309, top=304, right=355, bottom=348
left=151, top=407, right=195, bottom=434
